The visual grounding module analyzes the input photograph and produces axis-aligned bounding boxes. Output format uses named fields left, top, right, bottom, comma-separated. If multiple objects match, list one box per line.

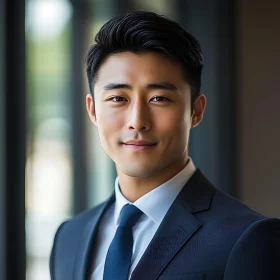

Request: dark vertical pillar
left=216, top=0, right=237, bottom=196
left=3, top=0, right=26, bottom=279
left=70, top=0, right=91, bottom=214
left=0, top=0, right=7, bottom=279
left=177, top=0, right=236, bottom=195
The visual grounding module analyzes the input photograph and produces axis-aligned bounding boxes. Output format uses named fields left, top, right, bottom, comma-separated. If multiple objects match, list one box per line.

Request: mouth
left=121, top=140, right=157, bottom=150
left=122, top=144, right=156, bottom=150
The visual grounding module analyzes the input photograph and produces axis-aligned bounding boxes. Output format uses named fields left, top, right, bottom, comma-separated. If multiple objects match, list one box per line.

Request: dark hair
left=86, top=11, right=204, bottom=110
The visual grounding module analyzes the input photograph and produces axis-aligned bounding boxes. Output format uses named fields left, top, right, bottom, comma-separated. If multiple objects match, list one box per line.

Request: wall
left=238, top=0, right=280, bottom=218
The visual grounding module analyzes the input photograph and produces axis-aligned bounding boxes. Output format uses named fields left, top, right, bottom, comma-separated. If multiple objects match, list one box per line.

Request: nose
left=126, top=101, right=151, bottom=132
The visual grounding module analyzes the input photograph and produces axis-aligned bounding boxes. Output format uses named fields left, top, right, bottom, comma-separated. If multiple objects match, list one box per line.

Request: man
left=50, top=11, right=280, bottom=280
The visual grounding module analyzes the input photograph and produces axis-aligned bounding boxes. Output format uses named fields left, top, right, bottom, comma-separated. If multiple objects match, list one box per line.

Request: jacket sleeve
left=49, top=221, right=68, bottom=280
left=224, top=217, right=280, bottom=279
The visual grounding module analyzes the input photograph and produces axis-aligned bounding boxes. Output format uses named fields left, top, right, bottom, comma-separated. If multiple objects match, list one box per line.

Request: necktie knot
left=119, top=204, right=143, bottom=228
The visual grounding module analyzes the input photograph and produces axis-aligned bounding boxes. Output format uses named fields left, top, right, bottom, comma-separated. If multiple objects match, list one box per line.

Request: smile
left=122, top=143, right=157, bottom=150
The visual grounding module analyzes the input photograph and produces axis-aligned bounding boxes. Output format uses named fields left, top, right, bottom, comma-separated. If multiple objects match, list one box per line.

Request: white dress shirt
left=90, top=158, right=196, bottom=280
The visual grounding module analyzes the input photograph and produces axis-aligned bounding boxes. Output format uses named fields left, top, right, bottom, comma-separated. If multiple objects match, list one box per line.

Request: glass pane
left=25, top=0, right=73, bottom=279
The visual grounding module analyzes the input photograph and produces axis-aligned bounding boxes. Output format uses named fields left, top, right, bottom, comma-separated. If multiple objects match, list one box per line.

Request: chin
left=118, top=162, right=163, bottom=178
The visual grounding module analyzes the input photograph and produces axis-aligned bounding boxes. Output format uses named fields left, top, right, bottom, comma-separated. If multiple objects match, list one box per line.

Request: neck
left=117, top=155, right=189, bottom=202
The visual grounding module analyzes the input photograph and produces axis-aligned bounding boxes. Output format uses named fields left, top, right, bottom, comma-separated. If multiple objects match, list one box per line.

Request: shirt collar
left=114, top=157, right=196, bottom=225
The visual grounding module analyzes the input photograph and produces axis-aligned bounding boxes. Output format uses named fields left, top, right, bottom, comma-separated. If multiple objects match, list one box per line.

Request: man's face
left=87, top=52, right=205, bottom=178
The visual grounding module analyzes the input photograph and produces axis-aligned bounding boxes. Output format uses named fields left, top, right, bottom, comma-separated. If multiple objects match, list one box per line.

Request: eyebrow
left=104, top=83, right=132, bottom=90
left=103, top=82, right=178, bottom=91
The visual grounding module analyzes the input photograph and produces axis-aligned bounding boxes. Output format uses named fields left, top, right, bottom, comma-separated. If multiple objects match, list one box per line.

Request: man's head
left=86, top=11, right=204, bottom=111
left=86, top=11, right=206, bottom=179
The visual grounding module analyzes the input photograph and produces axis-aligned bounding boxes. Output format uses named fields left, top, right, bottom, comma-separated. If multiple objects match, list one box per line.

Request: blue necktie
left=103, top=204, right=143, bottom=280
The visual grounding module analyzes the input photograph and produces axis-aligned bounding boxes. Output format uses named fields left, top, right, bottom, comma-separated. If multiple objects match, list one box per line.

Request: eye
left=108, top=96, right=127, bottom=102
left=151, top=96, right=170, bottom=102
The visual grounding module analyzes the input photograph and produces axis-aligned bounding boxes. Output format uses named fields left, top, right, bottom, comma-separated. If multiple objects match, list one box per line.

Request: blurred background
left=0, top=0, right=279, bottom=279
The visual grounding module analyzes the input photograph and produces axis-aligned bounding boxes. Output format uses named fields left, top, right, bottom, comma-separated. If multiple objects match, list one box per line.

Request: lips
left=121, top=140, right=157, bottom=150
left=123, top=140, right=157, bottom=146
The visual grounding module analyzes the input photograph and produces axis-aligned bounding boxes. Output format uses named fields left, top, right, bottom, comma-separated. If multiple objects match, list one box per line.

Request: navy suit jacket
left=50, top=170, right=280, bottom=280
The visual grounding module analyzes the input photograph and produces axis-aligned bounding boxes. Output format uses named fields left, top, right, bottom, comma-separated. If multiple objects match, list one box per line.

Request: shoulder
left=208, top=181, right=280, bottom=278
left=199, top=179, right=280, bottom=278
left=193, top=169, right=266, bottom=223
left=55, top=198, right=110, bottom=240
left=233, top=217, right=280, bottom=243
left=224, top=217, right=280, bottom=279
left=49, top=198, right=113, bottom=277
left=197, top=178, right=275, bottom=244
left=50, top=198, right=112, bottom=256
left=210, top=184, right=266, bottom=222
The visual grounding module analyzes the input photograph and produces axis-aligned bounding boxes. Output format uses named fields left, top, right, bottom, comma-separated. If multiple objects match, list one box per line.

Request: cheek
left=155, top=110, right=191, bottom=139
left=155, top=109, right=191, bottom=157
left=96, top=108, right=124, bottom=146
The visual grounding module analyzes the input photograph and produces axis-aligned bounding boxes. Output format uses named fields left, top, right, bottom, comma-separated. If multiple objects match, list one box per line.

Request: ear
left=191, top=93, right=207, bottom=128
left=86, top=94, right=98, bottom=126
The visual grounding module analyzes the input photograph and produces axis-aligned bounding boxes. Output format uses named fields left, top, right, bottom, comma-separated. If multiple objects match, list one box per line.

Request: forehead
left=95, top=51, right=186, bottom=85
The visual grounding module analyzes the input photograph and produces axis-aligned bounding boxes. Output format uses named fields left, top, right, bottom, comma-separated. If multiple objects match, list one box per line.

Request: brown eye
left=110, top=96, right=126, bottom=102
left=151, top=96, right=170, bottom=102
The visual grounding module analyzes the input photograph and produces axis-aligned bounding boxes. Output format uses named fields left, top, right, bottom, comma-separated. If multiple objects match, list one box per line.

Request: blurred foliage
left=26, top=22, right=72, bottom=130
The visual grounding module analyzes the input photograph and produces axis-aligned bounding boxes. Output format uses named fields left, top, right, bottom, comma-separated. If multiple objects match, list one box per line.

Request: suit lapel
left=73, top=193, right=115, bottom=280
left=131, top=202, right=202, bottom=280
left=131, top=170, right=215, bottom=280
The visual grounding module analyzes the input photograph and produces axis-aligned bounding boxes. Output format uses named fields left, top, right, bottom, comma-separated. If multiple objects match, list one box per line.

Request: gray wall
left=238, top=0, right=280, bottom=218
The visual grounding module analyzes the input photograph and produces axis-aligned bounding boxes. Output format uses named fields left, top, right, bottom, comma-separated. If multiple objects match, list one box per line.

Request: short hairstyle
left=86, top=11, right=204, bottom=110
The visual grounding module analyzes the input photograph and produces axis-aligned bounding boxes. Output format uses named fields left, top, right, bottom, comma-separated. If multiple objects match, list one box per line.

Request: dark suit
left=50, top=170, right=280, bottom=280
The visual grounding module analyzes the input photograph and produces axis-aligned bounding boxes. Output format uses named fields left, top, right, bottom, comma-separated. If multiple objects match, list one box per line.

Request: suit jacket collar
left=177, top=168, right=215, bottom=214
left=73, top=169, right=215, bottom=280
left=131, top=169, right=215, bottom=280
